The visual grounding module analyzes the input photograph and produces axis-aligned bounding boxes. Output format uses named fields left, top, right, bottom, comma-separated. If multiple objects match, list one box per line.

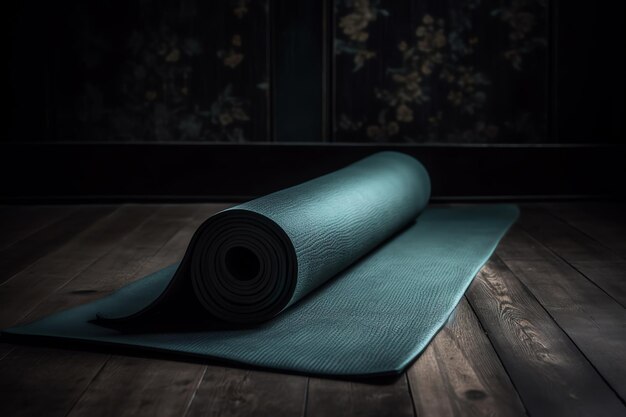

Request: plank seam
left=515, top=221, right=626, bottom=309
left=63, top=356, right=109, bottom=417
left=539, top=206, right=625, bottom=258
left=542, top=205, right=626, bottom=262
left=181, top=365, right=208, bottom=417
left=404, top=372, right=419, bottom=417
left=0, top=346, right=15, bottom=362
left=0, top=206, right=80, bottom=252
left=301, top=377, right=310, bottom=417
left=462, top=293, right=531, bottom=417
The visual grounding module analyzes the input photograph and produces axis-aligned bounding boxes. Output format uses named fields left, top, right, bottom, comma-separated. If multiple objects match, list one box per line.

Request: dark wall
left=6, top=0, right=269, bottom=143
left=554, top=1, right=625, bottom=142
left=4, top=0, right=624, bottom=143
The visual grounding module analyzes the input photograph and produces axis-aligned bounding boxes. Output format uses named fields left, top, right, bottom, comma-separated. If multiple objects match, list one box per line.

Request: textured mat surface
left=3, top=152, right=518, bottom=376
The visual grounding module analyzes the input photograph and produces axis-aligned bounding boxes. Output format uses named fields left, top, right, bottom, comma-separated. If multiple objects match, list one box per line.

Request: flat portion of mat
left=3, top=205, right=518, bottom=376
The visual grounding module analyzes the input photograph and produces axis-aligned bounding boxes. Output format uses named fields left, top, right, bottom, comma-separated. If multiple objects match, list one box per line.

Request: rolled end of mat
left=96, top=152, right=431, bottom=327
left=189, top=209, right=298, bottom=324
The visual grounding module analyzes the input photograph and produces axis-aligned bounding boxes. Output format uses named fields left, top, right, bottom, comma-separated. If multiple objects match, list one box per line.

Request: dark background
left=1, top=0, right=624, bottom=201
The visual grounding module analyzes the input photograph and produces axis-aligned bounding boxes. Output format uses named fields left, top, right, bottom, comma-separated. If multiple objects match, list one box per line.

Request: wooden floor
left=0, top=202, right=624, bottom=417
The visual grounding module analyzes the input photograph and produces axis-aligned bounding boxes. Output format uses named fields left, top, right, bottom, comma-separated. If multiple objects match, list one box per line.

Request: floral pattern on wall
left=334, top=0, right=548, bottom=143
left=8, top=0, right=550, bottom=143
left=39, top=0, right=269, bottom=142
left=335, top=0, right=389, bottom=71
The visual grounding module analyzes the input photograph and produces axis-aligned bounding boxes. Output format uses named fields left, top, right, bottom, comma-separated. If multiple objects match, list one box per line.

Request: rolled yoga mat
left=2, top=152, right=518, bottom=376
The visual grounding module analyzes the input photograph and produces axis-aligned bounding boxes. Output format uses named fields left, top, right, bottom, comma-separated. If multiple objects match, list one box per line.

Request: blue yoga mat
left=3, top=152, right=518, bottom=376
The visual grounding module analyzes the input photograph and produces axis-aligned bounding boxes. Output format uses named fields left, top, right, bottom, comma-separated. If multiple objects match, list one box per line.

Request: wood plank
left=0, top=205, right=116, bottom=284
left=518, top=207, right=620, bottom=262
left=185, top=366, right=307, bottom=417
left=407, top=298, right=527, bottom=417
left=509, top=208, right=626, bottom=307
left=67, top=356, right=205, bottom=417
left=307, top=375, right=414, bottom=417
left=0, top=205, right=161, bottom=417
left=0, top=205, right=158, bottom=328
left=497, top=227, right=626, bottom=401
left=569, top=261, right=626, bottom=307
left=547, top=202, right=626, bottom=224
left=0, top=205, right=206, bottom=417
left=466, top=257, right=625, bottom=417
left=20, top=204, right=211, bottom=323
left=0, top=347, right=107, bottom=417
left=0, top=205, right=77, bottom=251
left=546, top=203, right=626, bottom=258
left=0, top=343, right=13, bottom=360
left=544, top=203, right=626, bottom=305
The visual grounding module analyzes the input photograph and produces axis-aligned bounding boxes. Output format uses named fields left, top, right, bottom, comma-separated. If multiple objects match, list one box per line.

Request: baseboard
left=1, top=143, right=623, bottom=203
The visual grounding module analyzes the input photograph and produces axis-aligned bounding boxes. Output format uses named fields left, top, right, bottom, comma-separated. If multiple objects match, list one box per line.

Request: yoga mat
left=2, top=152, right=518, bottom=376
